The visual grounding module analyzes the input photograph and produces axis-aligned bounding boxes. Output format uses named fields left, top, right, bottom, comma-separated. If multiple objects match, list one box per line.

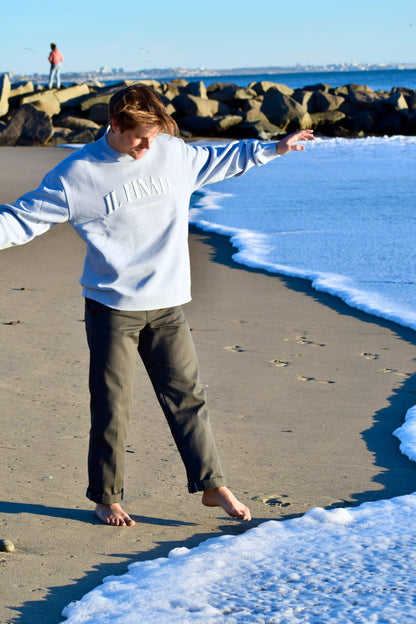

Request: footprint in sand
left=270, top=359, right=289, bottom=368
left=379, top=368, right=408, bottom=377
left=360, top=352, right=379, bottom=360
left=284, top=334, right=326, bottom=347
left=224, top=345, right=245, bottom=353
left=295, top=374, right=335, bottom=384
left=252, top=494, right=292, bottom=508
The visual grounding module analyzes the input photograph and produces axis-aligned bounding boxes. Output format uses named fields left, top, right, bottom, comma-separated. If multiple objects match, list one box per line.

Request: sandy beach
left=1, top=147, right=416, bottom=624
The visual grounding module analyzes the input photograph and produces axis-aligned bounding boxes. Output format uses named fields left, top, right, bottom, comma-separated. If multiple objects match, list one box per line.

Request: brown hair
left=109, top=83, right=178, bottom=136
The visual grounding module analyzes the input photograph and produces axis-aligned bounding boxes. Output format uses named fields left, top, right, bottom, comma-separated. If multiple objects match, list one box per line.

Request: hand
left=276, top=129, right=315, bottom=156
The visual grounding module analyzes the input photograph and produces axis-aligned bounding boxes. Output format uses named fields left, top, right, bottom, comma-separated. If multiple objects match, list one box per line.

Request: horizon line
left=6, top=61, right=416, bottom=80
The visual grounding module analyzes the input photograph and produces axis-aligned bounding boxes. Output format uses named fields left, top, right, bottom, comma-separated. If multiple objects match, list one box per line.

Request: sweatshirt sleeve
left=0, top=171, right=70, bottom=250
left=187, top=140, right=278, bottom=191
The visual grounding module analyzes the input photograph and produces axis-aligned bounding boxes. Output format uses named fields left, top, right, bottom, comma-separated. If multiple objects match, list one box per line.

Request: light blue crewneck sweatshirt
left=0, top=133, right=278, bottom=310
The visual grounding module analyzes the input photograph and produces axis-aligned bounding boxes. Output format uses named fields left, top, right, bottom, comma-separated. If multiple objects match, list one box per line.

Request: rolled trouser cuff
left=187, top=476, right=226, bottom=494
left=86, top=487, right=124, bottom=505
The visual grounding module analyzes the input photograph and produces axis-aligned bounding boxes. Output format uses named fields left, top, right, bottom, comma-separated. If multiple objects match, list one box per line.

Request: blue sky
left=2, top=0, right=415, bottom=75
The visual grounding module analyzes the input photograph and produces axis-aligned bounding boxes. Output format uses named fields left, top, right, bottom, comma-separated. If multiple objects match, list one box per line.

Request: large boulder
left=178, top=115, right=219, bottom=135
left=65, top=127, right=98, bottom=144
left=371, top=110, right=406, bottom=135
left=214, top=114, right=243, bottom=132
left=334, top=85, right=349, bottom=96
left=406, top=110, right=416, bottom=133
left=303, top=83, right=334, bottom=94
left=77, top=82, right=132, bottom=112
left=0, top=104, right=53, bottom=145
left=313, top=91, right=346, bottom=113
left=387, top=91, right=409, bottom=112
left=134, top=79, right=166, bottom=94
left=172, top=93, right=225, bottom=117
left=80, top=92, right=113, bottom=112
left=309, top=110, right=347, bottom=136
left=240, top=116, right=284, bottom=140
left=338, top=98, right=362, bottom=117
left=164, top=100, right=176, bottom=117
left=391, top=86, right=414, bottom=104
left=292, top=89, right=316, bottom=112
left=48, top=126, right=73, bottom=145
left=54, top=83, right=90, bottom=104
left=339, top=110, right=380, bottom=136
left=170, top=78, right=189, bottom=88
left=208, top=84, right=257, bottom=106
left=162, top=82, right=181, bottom=100
left=9, top=80, right=34, bottom=98
left=220, top=97, right=287, bottom=139
left=0, top=73, right=11, bottom=117
left=346, top=84, right=381, bottom=108
left=20, top=90, right=61, bottom=117
left=179, top=114, right=243, bottom=137
left=261, top=87, right=311, bottom=131
left=53, top=113, right=101, bottom=131
left=249, top=81, right=294, bottom=97
left=88, top=103, right=110, bottom=125
left=243, top=103, right=281, bottom=129
left=185, top=81, right=207, bottom=99
left=409, top=92, right=416, bottom=113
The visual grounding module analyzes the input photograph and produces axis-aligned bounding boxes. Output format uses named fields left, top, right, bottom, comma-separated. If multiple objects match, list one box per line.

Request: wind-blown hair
left=109, top=83, right=178, bottom=136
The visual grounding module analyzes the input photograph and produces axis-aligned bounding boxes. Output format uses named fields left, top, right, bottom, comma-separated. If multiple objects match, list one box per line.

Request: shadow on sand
left=2, top=503, right=284, bottom=624
left=5, top=226, right=416, bottom=623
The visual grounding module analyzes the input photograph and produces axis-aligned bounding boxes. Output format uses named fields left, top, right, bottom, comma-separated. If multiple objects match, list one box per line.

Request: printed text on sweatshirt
left=0, top=134, right=278, bottom=310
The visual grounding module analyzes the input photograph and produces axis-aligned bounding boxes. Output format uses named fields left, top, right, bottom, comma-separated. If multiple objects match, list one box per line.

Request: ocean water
left=62, top=83, right=416, bottom=622
left=184, top=67, right=416, bottom=92
left=190, top=135, right=416, bottom=331
left=101, top=67, right=416, bottom=92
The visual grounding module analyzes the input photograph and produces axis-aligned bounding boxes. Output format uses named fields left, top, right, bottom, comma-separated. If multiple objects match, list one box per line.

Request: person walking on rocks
left=48, top=42, right=63, bottom=89
left=0, top=84, right=314, bottom=527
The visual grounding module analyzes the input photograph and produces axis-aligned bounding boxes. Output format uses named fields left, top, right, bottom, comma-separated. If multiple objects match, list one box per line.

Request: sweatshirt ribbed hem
left=82, top=287, right=191, bottom=312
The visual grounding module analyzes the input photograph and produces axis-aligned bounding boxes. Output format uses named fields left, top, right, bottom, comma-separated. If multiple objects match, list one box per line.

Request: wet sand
left=1, top=147, right=416, bottom=623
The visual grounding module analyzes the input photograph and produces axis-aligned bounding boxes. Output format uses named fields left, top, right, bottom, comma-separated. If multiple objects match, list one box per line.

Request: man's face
left=108, top=122, right=160, bottom=160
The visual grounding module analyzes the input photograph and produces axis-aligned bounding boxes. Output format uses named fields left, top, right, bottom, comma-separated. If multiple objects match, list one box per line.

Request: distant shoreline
left=9, top=63, right=416, bottom=87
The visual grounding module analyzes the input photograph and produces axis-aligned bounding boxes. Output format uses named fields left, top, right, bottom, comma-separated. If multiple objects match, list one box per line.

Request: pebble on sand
left=0, top=539, right=15, bottom=552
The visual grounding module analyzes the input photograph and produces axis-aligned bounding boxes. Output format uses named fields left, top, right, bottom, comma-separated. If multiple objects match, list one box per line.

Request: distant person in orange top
left=48, top=43, right=63, bottom=89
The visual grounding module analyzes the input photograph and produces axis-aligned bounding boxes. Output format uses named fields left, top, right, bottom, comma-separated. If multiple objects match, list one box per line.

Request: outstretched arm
left=0, top=172, right=69, bottom=250
left=188, top=129, right=315, bottom=190
left=276, top=129, right=315, bottom=156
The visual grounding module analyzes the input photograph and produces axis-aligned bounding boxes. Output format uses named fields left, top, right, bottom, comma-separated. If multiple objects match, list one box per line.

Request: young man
left=0, top=84, right=314, bottom=526
left=48, top=43, right=64, bottom=90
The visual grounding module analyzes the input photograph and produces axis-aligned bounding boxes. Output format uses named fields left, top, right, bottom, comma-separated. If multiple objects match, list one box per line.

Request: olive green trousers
left=84, top=299, right=225, bottom=504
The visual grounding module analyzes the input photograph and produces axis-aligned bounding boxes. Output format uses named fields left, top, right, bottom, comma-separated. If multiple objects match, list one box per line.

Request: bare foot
left=202, top=486, right=251, bottom=521
left=95, top=503, right=136, bottom=527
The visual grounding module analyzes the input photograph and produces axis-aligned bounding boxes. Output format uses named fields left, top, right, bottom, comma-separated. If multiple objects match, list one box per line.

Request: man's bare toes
left=94, top=503, right=136, bottom=527
left=234, top=504, right=251, bottom=521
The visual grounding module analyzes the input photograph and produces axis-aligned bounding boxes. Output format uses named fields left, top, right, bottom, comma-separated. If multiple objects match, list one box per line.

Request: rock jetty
left=0, top=74, right=415, bottom=146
